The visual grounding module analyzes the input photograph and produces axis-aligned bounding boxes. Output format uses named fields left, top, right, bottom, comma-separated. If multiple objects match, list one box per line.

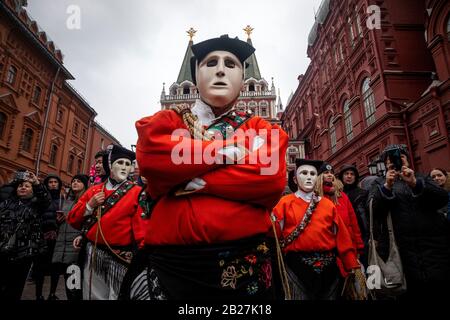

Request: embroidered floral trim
left=299, top=251, right=336, bottom=274
left=219, top=241, right=272, bottom=295
left=279, top=192, right=320, bottom=248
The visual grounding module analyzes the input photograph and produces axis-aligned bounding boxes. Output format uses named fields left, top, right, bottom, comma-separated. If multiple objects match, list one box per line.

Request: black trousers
left=0, top=256, right=32, bottom=300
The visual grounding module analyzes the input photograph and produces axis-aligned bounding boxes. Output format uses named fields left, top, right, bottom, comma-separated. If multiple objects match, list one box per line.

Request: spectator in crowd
left=51, top=174, right=89, bottom=300
left=34, top=173, right=63, bottom=300
left=429, top=167, right=450, bottom=222
left=338, top=165, right=369, bottom=267
left=369, top=144, right=450, bottom=299
left=0, top=171, right=50, bottom=300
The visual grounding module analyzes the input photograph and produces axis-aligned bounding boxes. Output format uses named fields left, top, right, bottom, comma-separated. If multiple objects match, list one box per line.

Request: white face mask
left=110, top=158, right=132, bottom=182
left=196, top=50, right=244, bottom=108
left=295, top=165, right=318, bottom=193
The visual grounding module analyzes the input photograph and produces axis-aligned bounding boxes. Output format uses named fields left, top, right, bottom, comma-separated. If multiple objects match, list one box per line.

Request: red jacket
left=273, top=194, right=359, bottom=274
left=326, top=192, right=364, bottom=252
left=135, top=110, right=288, bottom=245
left=67, top=182, right=146, bottom=248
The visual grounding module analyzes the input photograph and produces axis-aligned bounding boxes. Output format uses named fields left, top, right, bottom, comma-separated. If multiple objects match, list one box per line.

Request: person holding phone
left=0, top=170, right=50, bottom=299
left=368, top=144, right=450, bottom=300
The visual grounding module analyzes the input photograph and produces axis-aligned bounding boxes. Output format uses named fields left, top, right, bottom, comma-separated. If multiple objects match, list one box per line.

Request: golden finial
left=187, top=27, right=197, bottom=41
left=243, top=25, right=254, bottom=39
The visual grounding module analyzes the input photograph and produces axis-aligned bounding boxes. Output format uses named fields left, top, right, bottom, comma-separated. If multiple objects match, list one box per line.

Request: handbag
left=366, top=198, right=407, bottom=297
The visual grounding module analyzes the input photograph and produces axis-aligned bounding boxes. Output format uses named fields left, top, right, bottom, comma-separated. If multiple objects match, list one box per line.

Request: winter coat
left=42, top=174, right=63, bottom=236
left=52, top=198, right=81, bottom=265
left=368, top=174, right=450, bottom=284
left=0, top=184, right=50, bottom=261
left=339, top=165, right=369, bottom=246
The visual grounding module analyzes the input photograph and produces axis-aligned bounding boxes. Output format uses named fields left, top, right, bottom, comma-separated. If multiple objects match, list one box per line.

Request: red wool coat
left=135, top=109, right=289, bottom=245
left=67, top=182, right=146, bottom=248
left=273, top=194, right=359, bottom=274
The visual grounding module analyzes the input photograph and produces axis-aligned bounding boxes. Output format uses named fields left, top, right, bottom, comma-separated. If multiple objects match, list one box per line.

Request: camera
left=15, top=170, right=29, bottom=181
left=386, top=148, right=403, bottom=171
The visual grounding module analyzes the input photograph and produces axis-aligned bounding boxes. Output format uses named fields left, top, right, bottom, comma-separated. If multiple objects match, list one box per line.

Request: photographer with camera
left=0, top=170, right=50, bottom=300
left=368, top=144, right=450, bottom=299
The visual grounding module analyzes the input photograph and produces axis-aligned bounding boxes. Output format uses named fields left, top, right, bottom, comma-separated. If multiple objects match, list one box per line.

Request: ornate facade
left=0, top=0, right=120, bottom=185
left=282, top=0, right=450, bottom=174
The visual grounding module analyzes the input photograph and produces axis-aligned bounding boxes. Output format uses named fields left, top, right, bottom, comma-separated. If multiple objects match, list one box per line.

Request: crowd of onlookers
left=0, top=145, right=449, bottom=300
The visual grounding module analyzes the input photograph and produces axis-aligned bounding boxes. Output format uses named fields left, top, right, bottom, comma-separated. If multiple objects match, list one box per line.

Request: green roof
left=176, top=40, right=194, bottom=83
left=245, top=38, right=261, bottom=80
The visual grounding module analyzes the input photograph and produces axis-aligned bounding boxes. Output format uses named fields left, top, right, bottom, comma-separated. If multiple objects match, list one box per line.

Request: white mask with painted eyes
left=295, top=164, right=318, bottom=193
left=195, top=50, right=244, bottom=108
left=110, top=158, right=132, bottom=182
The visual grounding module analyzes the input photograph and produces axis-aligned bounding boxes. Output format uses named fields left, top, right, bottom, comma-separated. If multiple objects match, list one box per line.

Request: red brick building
left=282, top=0, right=450, bottom=175
left=0, top=0, right=120, bottom=186
left=160, top=27, right=284, bottom=125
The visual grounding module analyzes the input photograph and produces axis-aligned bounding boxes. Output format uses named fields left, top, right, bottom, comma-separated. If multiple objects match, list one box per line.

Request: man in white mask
left=67, top=144, right=146, bottom=300
left=132, top=35, right=288, bottom=300
left=272, top=159, right=363, bottom=300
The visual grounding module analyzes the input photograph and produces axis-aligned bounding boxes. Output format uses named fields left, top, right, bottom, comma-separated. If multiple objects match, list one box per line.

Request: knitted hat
left=71, top=174, right=89, bottom=190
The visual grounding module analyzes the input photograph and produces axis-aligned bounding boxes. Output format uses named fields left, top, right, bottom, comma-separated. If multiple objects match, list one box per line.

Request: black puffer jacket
left=42, top=174, right=63, bottom=235
left=368, top=174, right=450, bottom=284
left=0, top=184, right=51, bottom=261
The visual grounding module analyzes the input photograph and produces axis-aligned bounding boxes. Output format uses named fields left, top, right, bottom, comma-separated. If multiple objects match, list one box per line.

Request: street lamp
left=376, top=159, right=386, bottom=176
left=368, top=161, right=377, bottom=176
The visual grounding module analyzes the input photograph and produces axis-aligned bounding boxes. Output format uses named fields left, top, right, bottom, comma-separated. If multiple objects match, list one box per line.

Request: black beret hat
left=295, top=158, right=323, bottom=172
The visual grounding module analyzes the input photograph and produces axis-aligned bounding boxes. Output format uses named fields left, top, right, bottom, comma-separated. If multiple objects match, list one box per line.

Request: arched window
left=260, top=101, right=269, bottom=117
left=329, top=117, right=336, bottom=154
left=362, top=78, right=376, bottom=126
left=56, top=108, right=64, bottom=123
left=32, top=86, right=41, bottom=104
left=249, top=83, right=255, bottom=92
left=6, top=65, right=17, bottom=85
left=183, top=86, right=190, bottom=95
left=67, top=155, right=74, bottom=174
left=49, top=144, right=58, bottom=166
left=77, top=159, right=83, bottom=174
left=0, top=112, right=7, bottom=140
left=343, top=100, right=353, bottom=141
left=22, top=128, right=33, bottom=153
left=248, top=101, right=257, bottom=115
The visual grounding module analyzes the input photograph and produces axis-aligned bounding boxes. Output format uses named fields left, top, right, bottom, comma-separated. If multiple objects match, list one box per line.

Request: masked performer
left=272, top=159, right=363, bottom=300
left=130, top=35, right=288, bottom=300
left=67, top=145, right=145, bottom=300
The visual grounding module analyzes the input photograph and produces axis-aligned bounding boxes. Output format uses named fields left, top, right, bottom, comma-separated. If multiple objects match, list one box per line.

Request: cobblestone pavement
left=21, top=275, right=67, bottom=300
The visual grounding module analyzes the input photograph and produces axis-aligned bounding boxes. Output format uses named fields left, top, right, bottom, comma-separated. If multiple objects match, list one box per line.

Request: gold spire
left=243, top=25, right=254, bottom=39
left=186, top=27, right=197, bottom=41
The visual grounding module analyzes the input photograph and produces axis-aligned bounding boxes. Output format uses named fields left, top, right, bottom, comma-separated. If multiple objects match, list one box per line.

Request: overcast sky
left=27, top=0, right=322, bottom=149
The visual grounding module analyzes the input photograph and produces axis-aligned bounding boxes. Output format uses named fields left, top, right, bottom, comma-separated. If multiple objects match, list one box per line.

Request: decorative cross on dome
left=187, top=27, right=197, bottom=41
left=243, top=25, right=254, bottom=39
